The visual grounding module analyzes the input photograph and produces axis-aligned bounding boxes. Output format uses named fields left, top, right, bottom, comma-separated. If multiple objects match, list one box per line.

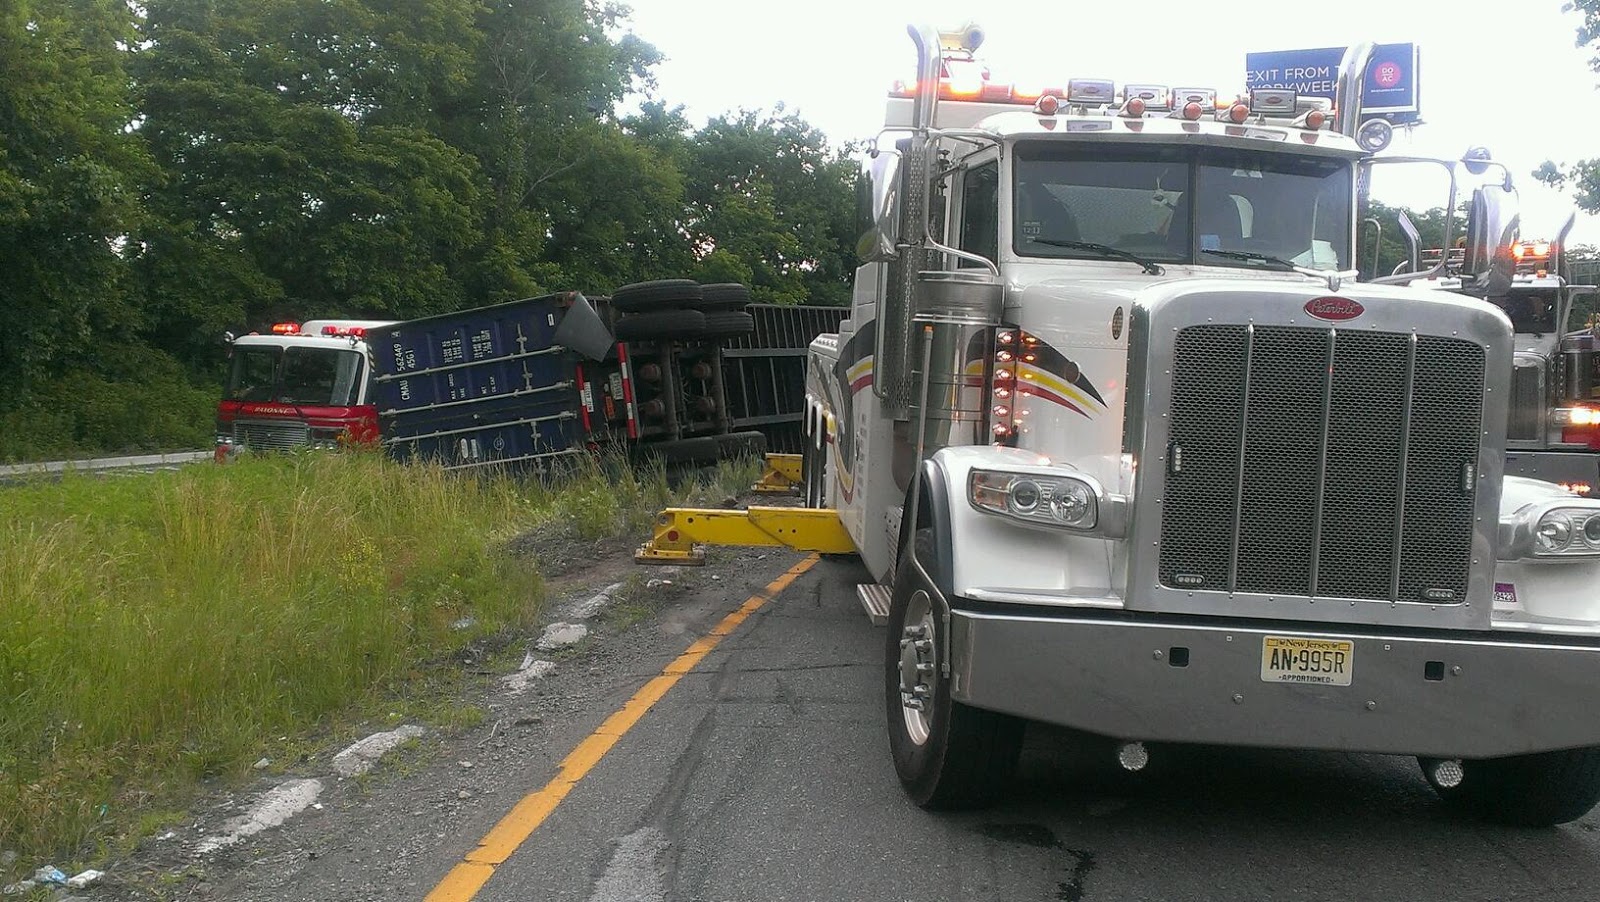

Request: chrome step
left=857, top=583, right=892, bottom=627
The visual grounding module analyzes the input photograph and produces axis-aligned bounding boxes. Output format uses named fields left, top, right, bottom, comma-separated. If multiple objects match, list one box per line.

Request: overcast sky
left=622, top=0, right=1600, bottom=244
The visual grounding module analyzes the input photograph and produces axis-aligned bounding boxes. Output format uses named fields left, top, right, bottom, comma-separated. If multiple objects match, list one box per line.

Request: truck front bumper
left=1505, top=450, right=1599, bottom=495
left=949, top=607, right=1600, bottom=759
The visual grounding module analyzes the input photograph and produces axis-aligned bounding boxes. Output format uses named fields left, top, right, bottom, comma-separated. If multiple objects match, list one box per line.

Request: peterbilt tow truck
left=1405, top=236, right=1600, bottom=497
left=795, top=24, right=1600, bottom=824
left=216, top=319, right=395, bottom=459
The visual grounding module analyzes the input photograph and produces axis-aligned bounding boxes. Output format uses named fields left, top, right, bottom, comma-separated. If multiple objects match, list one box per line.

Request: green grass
left=0, top=446, right=771, bottom=869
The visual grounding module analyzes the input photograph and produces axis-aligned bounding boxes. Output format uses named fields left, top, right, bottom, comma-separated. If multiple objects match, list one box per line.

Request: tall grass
left=0, top=447, right=769, bottom=865
left=0, top=453, right=551, bottom=862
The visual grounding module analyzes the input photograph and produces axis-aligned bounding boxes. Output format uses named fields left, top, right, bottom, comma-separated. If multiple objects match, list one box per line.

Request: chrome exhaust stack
left=1333, top=42, right=1376, bottom=138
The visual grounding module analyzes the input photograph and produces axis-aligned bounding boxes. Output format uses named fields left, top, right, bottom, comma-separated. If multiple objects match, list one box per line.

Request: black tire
left=1420, top=748, right=1600, bottom=826
left=615, top=309, right=707, bottom=342
left=701, top=311, right=755, bottom=339
left=637, top=435, right=721, bottom=465
left=610, top=279, right=703, bottom=314
left=695, top=282, right=752, bottom=311
left=885, top=529, right=1023, bottom=809
left=715, top=430, right=766, bottom=460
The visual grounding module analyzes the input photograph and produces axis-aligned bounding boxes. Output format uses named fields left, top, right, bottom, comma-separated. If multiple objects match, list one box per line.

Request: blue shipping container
left=373, top=295, right=591, bottom=469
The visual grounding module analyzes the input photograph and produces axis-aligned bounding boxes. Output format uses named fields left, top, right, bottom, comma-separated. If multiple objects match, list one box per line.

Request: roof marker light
left=1123, top=84, right=1170, bottom=112
left=1249, top=88, right=1298, bottom=116
left=1226, top=101, right=1251, bottom=124
left=1119, top=96, right=1146, bottom=118
left=1066, top=78, right=1115, bottom=105
left=1178, top=101, right=1204, bottom=121
left=1297, top=109, right=1328, bottom=130
left=1171, top=87, right=1217, bottom=109
left=1035, top=94, right=1061, bottom=116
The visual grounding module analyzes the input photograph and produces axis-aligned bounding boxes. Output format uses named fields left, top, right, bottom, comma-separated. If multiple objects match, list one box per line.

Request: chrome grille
left=235, top=420, right=311, bottom=452
left=1158, top=325, right=1485, bottom=603
left=1507, top=361, right=1543, bottom=442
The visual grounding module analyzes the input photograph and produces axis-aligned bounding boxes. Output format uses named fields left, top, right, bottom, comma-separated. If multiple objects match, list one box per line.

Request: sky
left=621, top=0, right=1600, bottom=245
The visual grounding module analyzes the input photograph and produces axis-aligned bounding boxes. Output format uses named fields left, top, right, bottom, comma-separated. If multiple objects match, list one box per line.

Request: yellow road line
left=423, top=553, right=822, bottom=902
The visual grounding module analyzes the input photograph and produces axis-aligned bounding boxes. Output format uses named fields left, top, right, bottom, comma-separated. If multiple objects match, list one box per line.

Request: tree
left=682, top=108, right=859, bottom=306
left=0, top=0, right=150, bottom=398
left=1536, top=2, right=1600, bottom=211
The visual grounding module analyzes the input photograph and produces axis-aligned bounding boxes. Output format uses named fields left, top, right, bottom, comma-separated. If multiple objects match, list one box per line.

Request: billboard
left=1245, top=43, right=1421, bottom=124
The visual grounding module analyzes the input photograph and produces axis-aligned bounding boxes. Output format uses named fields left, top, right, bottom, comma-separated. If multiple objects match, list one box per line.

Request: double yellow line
left=425, top=554, right=822, bottom=901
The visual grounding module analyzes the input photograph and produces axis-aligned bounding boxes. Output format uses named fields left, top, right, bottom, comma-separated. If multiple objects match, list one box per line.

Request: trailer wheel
left=610, top=279, right=704, bottom=313
left=701, top=311, right=755, bottom=339
left=885, top=529, right=1023, bottom=810
left=1420, top=748, right=1600, bottom=826
left=637, top=435, right=721, bottom=465
left=615, top=309, right=708, bottom=342
left=715, top=430, right=767, bottom=461
left=694, top=282, right=752, bottom=312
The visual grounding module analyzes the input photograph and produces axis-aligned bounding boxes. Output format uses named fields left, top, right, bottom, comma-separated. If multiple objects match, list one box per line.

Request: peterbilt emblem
left=1303, top=297, right=1365, bottom=321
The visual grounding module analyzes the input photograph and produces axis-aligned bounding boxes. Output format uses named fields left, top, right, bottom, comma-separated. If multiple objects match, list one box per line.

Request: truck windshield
left=1013, top=142, right=1352, bottom=270
left=1496, top=288, right=1560, bottom=334
left=226, top=346, right=364, bottom=406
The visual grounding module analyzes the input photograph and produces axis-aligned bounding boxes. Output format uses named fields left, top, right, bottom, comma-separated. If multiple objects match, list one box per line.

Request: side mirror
left=856, top=147, right=903, bottom=263
left=1463, top=185, right=1520, bottom=296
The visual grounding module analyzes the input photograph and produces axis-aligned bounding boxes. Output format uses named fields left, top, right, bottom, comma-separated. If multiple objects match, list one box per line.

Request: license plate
left=1260, top=636, right=1353, bottom=686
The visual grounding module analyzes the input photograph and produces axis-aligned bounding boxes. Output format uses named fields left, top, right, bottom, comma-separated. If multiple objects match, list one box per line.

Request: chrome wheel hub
left=897, top=589, right=936, bottom=745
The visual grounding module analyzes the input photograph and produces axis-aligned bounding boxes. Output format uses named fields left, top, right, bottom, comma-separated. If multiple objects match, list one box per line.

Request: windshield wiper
left=1200, top=248, right=1299, bottom=271
left=1034, top=239, right=1165, bottom=275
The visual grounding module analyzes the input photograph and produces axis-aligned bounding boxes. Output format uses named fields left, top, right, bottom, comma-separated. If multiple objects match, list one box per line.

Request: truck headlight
left=1501, top=500, right=1600, bottom=560
left=968, top=467, right=1126, bottom=535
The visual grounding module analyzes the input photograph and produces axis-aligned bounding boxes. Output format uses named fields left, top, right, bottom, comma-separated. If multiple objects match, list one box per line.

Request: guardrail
left=0, top=450, right=211, bottom=479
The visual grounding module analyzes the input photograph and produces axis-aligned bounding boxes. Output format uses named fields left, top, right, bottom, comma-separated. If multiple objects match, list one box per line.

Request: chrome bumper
left=1505, top=450, right=1599, bottom=493
left=949, top=608, right=1600, bottom=759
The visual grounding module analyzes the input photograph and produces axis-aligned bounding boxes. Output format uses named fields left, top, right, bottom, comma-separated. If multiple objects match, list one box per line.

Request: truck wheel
left=694, top=282, right=752, bottom=311
left=615, top=309, right=707, bottom=342
left=715, top=430, right=766, bottom=460
left=610, top=279, right=703, bottom=313
left=638, top=435, right=721, bottom=465
left=1420, top=748, right=1600, bottom=826
left=885, top=530, right=1023, bottom=809
left=701, top=311, right=755, bottom=339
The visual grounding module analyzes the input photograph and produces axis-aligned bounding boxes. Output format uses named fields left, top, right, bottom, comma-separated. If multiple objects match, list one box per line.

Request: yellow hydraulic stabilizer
left=635, top=506, right=854, bottom=566
left=750, top=453, right=803, bottom=494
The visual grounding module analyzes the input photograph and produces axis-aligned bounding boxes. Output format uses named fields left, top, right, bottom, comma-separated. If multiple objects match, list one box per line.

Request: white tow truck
left=799, top=23, right=1600, bottom=824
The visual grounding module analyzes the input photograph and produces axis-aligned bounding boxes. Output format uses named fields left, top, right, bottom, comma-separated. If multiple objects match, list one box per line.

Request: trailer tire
left=701, top=311, right=755, bottom=338
left=1421, top=747, right=1600, bottom=826
left=694, top=282, right=752, bottom=311
left=615, top=309, right=707, bottom=342
left=638, top=435, right=721, bottom=465
left=715, top=430, right=767, bottom=461
left=886, top=529, right=1023, bottom=810
left=610, top=279, right=704, bottom=313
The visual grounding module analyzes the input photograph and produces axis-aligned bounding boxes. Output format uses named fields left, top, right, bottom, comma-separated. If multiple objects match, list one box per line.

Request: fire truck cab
left=805, top=23, right=1600, bottom=824
left=215, top=319, right=395, bottom=459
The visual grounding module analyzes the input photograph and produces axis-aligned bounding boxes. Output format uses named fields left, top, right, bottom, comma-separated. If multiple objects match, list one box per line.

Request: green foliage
left=1, top=0, right=862, bottom=458
left=0, top=0, right=150, bottom=398
left=0, top=453, right=545, bottom=861
left=1538, top=3, right=1600, bottom=213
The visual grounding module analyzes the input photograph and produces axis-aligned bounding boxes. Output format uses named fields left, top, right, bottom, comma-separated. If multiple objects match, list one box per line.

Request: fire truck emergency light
left=321, top=325, right=368, bottom=337
left=271, top=323, right=301, bottom=334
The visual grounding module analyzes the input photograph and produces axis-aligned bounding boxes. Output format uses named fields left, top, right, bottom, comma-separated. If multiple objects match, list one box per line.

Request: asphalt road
left=152, top=549, right=1600, bottom=902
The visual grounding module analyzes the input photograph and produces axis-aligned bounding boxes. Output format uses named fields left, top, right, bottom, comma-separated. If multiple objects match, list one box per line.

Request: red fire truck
left=214, top=319, right=395, bottom=461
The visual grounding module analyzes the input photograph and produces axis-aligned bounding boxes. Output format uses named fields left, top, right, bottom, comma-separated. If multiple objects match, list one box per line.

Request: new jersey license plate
left=1260, top=636, right=1354, bottom=686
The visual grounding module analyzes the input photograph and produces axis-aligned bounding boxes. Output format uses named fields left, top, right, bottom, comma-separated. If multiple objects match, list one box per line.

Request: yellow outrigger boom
left=635, top=506, right=854, bottom=565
